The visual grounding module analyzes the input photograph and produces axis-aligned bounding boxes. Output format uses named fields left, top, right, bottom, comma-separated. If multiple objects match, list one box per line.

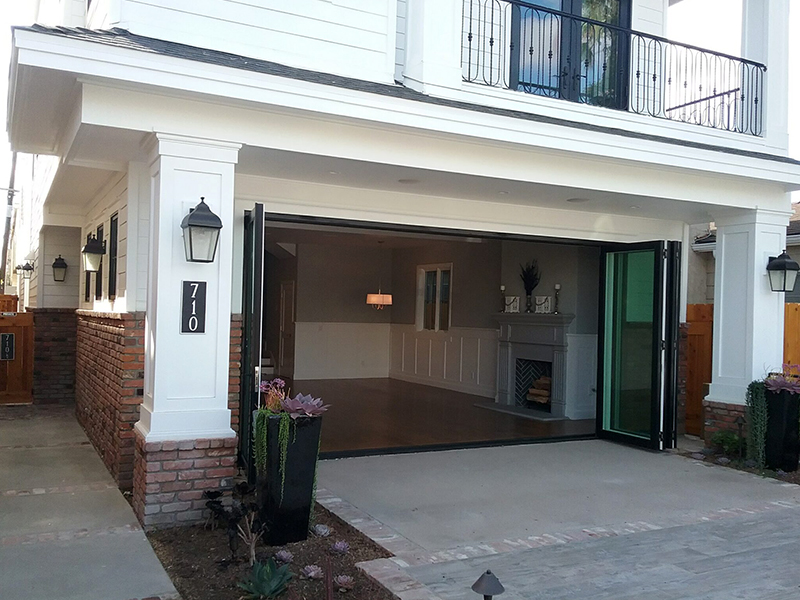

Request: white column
left=741, top=0, right=789, bottom=151
left=403, top=0, right=463, bottom=94
left=135, top=134, right=241, bottom=442
left=706, top=208, right=789, bottom=406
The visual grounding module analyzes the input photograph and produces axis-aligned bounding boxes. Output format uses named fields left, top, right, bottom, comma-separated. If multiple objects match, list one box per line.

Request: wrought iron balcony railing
left=462, top=0, right=766, bottom=136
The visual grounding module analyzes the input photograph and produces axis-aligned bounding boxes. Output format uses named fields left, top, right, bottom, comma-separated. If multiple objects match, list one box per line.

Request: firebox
left=515, top=358, right=553, bottom=411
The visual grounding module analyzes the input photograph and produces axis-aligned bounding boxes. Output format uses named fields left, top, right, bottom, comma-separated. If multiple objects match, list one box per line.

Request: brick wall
left=229, top=314, right=242, bottom=433
left=132, top=433, right=237, bottom=528
left=703, top=400, right=747, bottom=445
left=75, top=311, right=145, bottom=490
left=31, top=308, right=77, bottom=404
left=676, top=323, right=689, bottom=435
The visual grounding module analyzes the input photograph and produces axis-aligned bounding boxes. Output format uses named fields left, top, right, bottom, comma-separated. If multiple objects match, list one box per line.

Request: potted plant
left=519, top=260, right=541, bottom=313
left=254, top=378, right=329, bottom=545
left=762, top=364, right=800, bottom=472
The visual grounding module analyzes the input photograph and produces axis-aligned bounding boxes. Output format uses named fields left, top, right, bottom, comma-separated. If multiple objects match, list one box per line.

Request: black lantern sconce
left=82, top=234, right=106, bottom=273
left=181, top=197, right=223, bottom=263
left=16, top=262, right=33, bottom=280
left=52, top=255, right=68, bottom=282
left=766, top=250, right=800, bottom=293
left=472, top=570, right=505, bottom=600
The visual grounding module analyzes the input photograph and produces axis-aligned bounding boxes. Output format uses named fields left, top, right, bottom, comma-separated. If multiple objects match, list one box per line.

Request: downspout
left=1, top=152, right=18, bottom=291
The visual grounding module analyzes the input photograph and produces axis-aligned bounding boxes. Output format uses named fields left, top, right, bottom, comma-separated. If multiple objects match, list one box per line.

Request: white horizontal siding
left=115, top=0, right=396, bottom=83
left=632, top=0, right=668, bottom=36
left=395, top=0, right=407, bottom=81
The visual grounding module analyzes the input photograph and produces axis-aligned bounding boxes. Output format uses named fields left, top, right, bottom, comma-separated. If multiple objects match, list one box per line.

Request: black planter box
left=255, top=413, right=322, bottom=545
left=765, top=390, right=800, bottom=472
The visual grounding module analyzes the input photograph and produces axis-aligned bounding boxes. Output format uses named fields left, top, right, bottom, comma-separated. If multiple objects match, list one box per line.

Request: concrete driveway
left=318, top=440, right=800, bottom=599
left=0, top=405, right=177, bottom=600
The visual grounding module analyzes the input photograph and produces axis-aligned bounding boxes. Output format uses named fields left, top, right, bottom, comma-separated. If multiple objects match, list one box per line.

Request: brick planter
left=132, top=432, right=237, bottom=529
left=703, top=400, right=747, bottom=445
left=31, top=308, right=78, bottom=405
left=75, top=311, right=145, bottom=490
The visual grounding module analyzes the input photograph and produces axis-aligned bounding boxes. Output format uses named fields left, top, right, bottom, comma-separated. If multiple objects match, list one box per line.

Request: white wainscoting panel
left=389, top=325, right=498, bottom=398
left=565, top=333, right=598, bottom=420
left=294, top=322, right=391, bottom=380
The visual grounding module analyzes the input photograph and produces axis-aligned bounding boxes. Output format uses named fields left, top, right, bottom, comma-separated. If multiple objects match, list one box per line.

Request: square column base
left=702, top=400, right=747, bottom=447
left=132, top=429, right=237, bottom=529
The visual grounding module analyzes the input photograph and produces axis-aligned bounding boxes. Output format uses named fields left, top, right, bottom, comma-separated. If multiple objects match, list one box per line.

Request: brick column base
left=703, top=400, right=747, bottom=446
left=132, top=431, right=237, bottom=529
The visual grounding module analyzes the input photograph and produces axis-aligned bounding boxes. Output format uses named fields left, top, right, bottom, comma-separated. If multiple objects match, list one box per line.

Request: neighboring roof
left=694, top=220, right=800, bottom=248
left=14, top=24, right=800, bottom=168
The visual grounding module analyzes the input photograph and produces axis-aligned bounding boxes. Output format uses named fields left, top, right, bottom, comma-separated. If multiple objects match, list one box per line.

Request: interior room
left=260, top=221, right=602, bottom=455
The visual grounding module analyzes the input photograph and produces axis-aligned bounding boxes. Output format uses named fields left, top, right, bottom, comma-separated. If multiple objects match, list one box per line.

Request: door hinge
left=662, top=248, right=668, bottom=259
left=659, top=431, right=664, bottom=442
left=661, top=339, right=667, bottom=350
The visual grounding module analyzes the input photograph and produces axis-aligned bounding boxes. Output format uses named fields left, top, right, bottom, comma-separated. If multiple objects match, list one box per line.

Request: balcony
left=461, top=0, right=766, bottom=136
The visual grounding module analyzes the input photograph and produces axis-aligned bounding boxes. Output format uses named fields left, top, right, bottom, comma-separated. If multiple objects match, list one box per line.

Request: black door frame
left=239, top=211, right=680, bottom=458
left=595, top=240, right=680, bottom=450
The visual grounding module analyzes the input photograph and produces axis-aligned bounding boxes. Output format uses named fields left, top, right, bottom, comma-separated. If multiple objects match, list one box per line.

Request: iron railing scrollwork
left=462, top=0, right=766, bottom=136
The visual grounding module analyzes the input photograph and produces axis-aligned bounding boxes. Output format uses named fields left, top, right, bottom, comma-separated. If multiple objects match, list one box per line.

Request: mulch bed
left=147, top=504, right=395, bottom=600
left=678, top=448, right=800, bottom=485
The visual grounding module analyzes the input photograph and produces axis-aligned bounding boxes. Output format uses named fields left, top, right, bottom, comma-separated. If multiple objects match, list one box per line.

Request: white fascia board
left=12, top=28, right=800, bottom=189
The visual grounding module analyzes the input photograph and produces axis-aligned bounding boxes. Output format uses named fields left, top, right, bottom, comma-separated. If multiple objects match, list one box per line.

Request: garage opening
left=240, top=208, right=679, bottom=469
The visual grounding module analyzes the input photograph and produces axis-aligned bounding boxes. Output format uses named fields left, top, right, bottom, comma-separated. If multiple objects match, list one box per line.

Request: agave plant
left=330, top=540, right=350, bottom=555
left=312, top=523, right=331, bottom=537
left=281, top=393, right=330, bottom=419
left=334, top=575, right=355, bottom=592
left=274, top=549, right=294, bottom=564
left=237, top=559, right=293, bottom=599
left=300, top=564, right=324, bottom=580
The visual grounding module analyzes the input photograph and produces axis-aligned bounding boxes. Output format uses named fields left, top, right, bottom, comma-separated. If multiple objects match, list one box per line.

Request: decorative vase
left=525, top=294, right=533, bottom=313
left=255, top=413, right=323, bottom=544
left=764, top=389, right=800, bottom=472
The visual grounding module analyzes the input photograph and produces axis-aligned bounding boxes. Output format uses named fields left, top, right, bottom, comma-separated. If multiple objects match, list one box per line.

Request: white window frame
left=415, top=263, right=453, bottom=332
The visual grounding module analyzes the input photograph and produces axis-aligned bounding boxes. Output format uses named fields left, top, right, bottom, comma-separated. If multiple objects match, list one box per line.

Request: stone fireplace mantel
left=495, top=313, right=576, bottom=418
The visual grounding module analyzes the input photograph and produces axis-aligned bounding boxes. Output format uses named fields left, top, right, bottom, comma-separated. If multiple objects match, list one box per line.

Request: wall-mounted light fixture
left=181, top=197, right=223, bottom=263
left=82, top=234, right=106, bottom=273
left=52, top=255, right=68, bottom=282
left=15, top=262, right=33, bottom=280
left=766, top=250, right=800, bottom=292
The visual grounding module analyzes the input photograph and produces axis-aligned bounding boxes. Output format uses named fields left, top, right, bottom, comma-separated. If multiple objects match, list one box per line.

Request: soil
left=148, top=505, right=394, bottom=600
left=678, top=448, right=800, bottom=485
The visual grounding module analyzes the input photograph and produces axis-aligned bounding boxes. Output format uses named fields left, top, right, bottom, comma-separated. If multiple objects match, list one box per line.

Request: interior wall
left=500, top=241, right=600, bottom=334
left=390, top=239, right=501, bottom=328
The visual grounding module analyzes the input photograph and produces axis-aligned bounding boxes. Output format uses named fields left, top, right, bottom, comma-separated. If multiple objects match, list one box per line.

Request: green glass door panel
left=602, top=249, right=656, bottom=439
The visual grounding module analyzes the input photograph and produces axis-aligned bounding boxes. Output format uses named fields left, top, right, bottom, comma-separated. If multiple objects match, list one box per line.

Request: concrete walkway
left=0, top=405, right=177, bottom=600
left=318, top=440, right=800, bottom=599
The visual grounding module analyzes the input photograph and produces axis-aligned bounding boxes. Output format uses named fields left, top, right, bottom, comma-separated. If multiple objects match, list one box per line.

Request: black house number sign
left=181, top=281, right=207, bottom=334
left=0, top=333, right=14, bottom=361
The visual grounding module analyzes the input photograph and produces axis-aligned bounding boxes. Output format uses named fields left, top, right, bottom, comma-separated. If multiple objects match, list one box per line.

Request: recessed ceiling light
left=328, top=171, right=339, bottom=175
left=630, top=205, right=641, bottom=210
left=398, top=178, right=419, bottom=185
left=566, top=197, right=590, bottom=203
left=498, top=191, right=509, bottom=195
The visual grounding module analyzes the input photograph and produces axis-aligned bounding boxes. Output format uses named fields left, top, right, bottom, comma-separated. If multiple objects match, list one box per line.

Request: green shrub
left=746, top=381, right=767, bottom=469
left=710, top=430, right=745, bottom=456
left=238, top=559, right=293, bottom=599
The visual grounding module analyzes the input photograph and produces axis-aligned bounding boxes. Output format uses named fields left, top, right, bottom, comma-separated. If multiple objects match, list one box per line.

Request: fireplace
left=495, top=313, right=575, bottom=418
left=515, top=359, right=553, bottom=411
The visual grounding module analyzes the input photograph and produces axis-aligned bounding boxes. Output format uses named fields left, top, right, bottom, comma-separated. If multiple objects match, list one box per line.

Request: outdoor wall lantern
left=82, top=234, right=106, bottom=273
left=52, top=255, right=68, bottom=282
left=766, top=250, right=800, bottom=292
left=16, top=262, right=33, bottom=280
left=472, top=570, right=505, bottom=600
left=181, top=197, right=223, bottom=263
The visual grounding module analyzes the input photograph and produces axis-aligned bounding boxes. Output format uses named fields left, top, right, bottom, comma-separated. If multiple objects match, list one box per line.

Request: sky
left=0, top=0, right=797, bottom=198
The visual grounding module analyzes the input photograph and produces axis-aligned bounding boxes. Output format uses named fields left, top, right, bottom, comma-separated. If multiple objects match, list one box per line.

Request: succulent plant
left=274, top=549, right=294, bottom=564
left=312, top=524, right=331, bottom=537
left=300, top=564, right=324, bottom=580
left=330, top=540, right=350, bottom=555
left=281, top=393, right=330, bottom=419
left=334, top=575, right=355, bottom=592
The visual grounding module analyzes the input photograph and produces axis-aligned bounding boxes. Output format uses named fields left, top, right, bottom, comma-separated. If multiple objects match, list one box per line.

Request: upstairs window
left=417, top=264, right=452, bottom=332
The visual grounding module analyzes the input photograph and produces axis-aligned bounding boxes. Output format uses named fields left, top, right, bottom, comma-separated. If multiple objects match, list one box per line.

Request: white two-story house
left=5, top=0, right=799, bottom=528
